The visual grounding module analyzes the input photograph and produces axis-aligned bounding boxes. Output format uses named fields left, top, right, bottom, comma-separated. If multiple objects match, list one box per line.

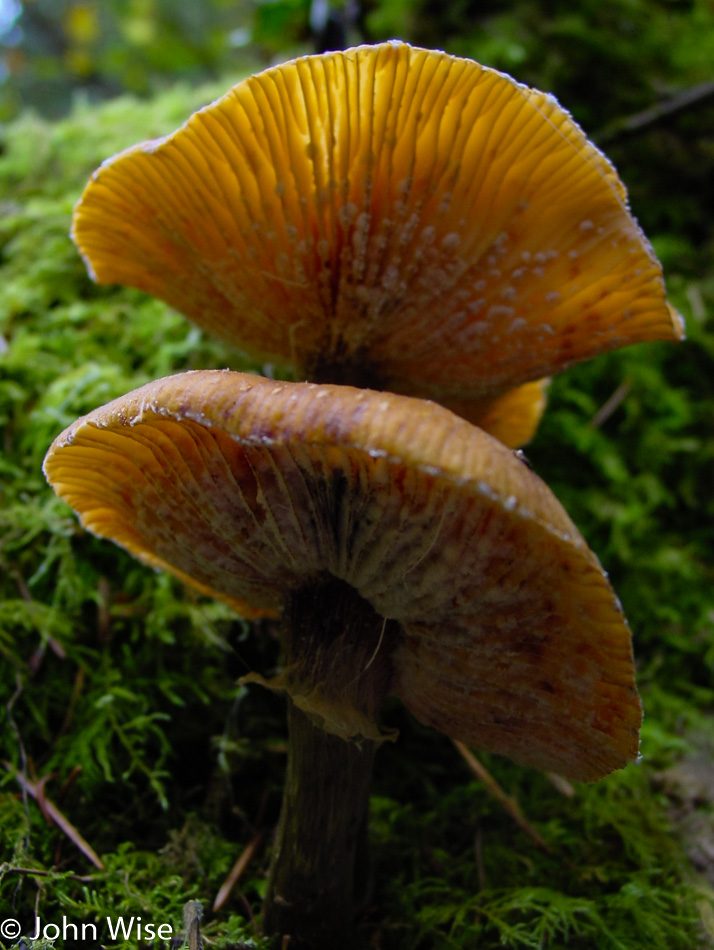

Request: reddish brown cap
left=44, top=370, right=641, bottom=780
left=71, top=43, right=682, bottom=447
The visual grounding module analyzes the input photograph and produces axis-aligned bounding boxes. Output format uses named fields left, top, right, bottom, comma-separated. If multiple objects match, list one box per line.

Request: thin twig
left=213, top=832, right=264, bottom=911
left=238, top=890, right=258, bottom=930
left=11, top=567, right=33, bottom=602
left=590, top=380, right=631, bottom=430
left=5, top=764, right=105, bottom=870
left=183, top=900, right=204, bottom=950
left=452, top=740, right=552, bottom=853
left=56, top=765, right=83, bottom=801
left=547, top=772, right=575, bottom=798
left=56, top=666, right=85, bottom=740
left=595, top=79, right=714, bottom=145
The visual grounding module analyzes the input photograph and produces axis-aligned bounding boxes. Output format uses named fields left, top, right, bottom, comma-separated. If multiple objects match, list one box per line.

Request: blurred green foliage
left=5, top=0, right=714, bottom=127
left=0, top=0, right=263, bottom=119
left=1, top=2, right=714, bottom=948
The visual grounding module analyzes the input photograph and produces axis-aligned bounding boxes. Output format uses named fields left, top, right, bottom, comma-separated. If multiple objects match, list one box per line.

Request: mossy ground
left=1, top=77, right=713, bottom=949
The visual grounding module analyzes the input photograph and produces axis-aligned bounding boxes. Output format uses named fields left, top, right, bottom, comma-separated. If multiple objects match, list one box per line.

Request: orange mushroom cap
left=71, top=43, right=681, bottom=448
left=44, top=370, right=641, bottom=781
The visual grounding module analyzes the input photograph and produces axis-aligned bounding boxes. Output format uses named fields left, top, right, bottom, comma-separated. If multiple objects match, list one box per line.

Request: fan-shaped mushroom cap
left=44, top=370, right=640, bottom=780
left=71, top=43, right=681, bottom=447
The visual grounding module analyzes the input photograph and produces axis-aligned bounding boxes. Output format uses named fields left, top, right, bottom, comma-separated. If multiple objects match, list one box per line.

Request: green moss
left=1, top=75, right=713, bottom=949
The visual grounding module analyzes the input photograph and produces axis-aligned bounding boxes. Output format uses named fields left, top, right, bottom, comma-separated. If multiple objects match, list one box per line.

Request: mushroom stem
left=304, top=346, right=385, bottom=391
left=262, top=578, right=397, bottom=946
left=263, top=702, right=375, bottom=946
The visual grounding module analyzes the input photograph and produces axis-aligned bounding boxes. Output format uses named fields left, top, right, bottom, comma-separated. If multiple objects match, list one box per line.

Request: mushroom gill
left=44, top=369, right=642, bottom=945
left=71, top=43, right=682, bottom=448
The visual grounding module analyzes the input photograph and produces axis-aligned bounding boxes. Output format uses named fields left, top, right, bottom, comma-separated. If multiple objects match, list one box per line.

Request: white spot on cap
left=579, top=219, right=594, bottom=231
left=487, top=304, right=515, bottom=319
left=442, top=232, right=461, bottom=250
left=382, top=265, right=399, bottom=287
left=477, top=480, right=497, bottom=499
left=545, top=291, right=561, bottom=303
left=338, top=202, right=358, bottom=226
left=140, top=137, right=169, bottom=155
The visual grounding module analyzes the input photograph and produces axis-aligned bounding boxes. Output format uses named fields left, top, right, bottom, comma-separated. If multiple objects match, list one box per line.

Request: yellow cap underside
left=44, top=371, right=640, bottom=779
left=73, top=43, right=681, bottom=436
left=414, top=378, right=549, bottom=448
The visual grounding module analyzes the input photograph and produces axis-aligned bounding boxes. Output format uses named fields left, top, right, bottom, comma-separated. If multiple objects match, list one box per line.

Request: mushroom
left=71, top=42, right=682, bottom=448
left=44, top=370, right=641, bottom=946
